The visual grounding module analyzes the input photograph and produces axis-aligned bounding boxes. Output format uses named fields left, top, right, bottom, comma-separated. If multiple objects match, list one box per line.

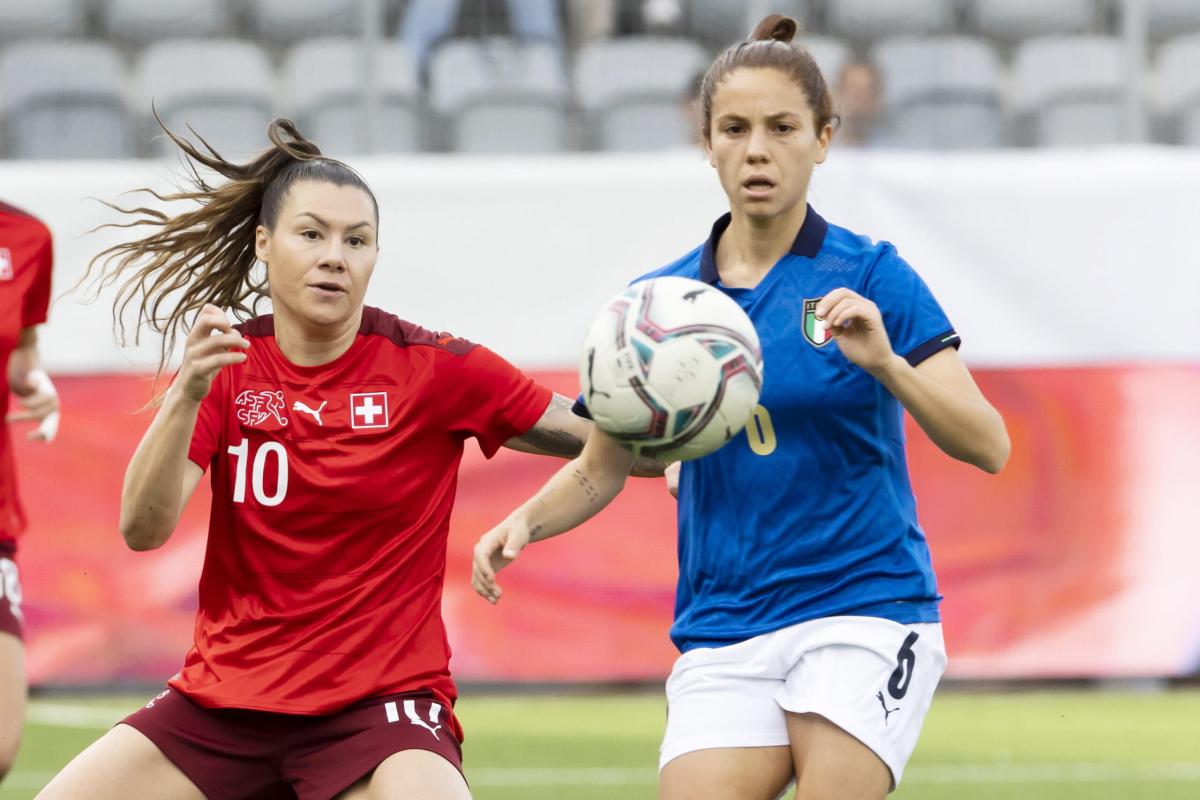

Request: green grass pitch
left=3, top=688, right=1198, bottom=799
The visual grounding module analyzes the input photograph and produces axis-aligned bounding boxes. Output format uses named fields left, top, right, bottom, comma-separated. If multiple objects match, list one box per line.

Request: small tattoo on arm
left=572, top=468, right=600, bottom=503
left=520, top=427, right=585, bottom=457
left=518, top=395, right=586, bottom=457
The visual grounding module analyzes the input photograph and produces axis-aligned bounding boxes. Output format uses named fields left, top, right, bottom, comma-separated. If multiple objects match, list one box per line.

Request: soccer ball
left=579, top=276, right=764, bottom=462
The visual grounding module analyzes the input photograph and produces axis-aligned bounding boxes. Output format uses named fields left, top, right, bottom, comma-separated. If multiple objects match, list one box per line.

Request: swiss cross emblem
left=350, top=392, right=389, bottom=429
left=235, top=389, right=289, bottom=428
left=0, top=248, right=13, bottom=281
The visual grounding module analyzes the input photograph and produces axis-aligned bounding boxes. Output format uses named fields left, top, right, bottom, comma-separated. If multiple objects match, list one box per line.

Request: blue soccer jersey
left=630, top=206, right=959, bottom=652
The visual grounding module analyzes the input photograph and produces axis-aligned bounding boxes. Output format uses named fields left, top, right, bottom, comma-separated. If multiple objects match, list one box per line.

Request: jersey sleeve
left=442, top=345, right=553, bottom=458
left=187, top=370, right=227, bottom=472
left=21, top=222, right=53, bottom=328
left=865, top=244, right=961, bottom=367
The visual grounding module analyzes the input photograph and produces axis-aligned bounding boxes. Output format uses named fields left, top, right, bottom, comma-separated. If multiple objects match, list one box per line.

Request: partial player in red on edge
left=0, top=199, right=59, bottom=786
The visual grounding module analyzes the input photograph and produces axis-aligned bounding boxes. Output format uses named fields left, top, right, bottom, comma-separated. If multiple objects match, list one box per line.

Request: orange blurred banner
left=10, top=365, right=1200, bottom=685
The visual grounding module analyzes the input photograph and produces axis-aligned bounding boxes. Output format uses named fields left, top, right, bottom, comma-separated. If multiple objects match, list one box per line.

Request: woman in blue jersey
left=472, top=14, right=1009, bottom=800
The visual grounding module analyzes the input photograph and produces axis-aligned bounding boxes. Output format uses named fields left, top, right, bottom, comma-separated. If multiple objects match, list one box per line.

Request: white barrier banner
left=2, top=146, right=1198, bottom=371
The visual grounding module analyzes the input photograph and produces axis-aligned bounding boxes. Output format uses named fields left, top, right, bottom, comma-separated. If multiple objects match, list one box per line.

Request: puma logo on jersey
left=384, top=699, right=444, bottom=740
left=876, top=691, right=900, bottom=725
left=292, top=400, right=327, bottom=426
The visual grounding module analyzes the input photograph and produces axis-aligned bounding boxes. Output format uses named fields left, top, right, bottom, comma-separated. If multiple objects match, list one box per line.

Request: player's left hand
left=815, top=288, right=896, bottom=375
left=471, top=519, right=532, bottom=604
left=6, top=369, right=60, bottom=442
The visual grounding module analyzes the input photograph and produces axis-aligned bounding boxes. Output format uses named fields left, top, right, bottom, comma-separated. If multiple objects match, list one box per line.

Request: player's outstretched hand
left=177, top=304, right=250, bottom=402
left=6, top=369, right=59, bottom=442
left=472, top=519, right=532, bottom=605
left=814, top=288, right=895, bottom=375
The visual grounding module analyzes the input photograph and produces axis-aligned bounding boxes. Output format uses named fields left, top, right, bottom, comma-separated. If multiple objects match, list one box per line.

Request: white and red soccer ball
left=579, top=276, right=764, bottom=463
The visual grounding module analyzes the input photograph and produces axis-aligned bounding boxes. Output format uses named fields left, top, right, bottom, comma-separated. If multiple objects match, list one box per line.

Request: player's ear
left=815, top=123, right=832, bottom=165
left=254, top=225, right=270, bottom=262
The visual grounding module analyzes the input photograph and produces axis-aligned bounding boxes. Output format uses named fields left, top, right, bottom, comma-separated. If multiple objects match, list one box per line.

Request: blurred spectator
left=565, top=0, right=615, bottom=44
left=401, top=0, right=561, bottom=67
left=566, top=0, right=684, bottom=42
left=834, top=59, right=891, bottom=147
left=641, top=0, right=685, bottom=32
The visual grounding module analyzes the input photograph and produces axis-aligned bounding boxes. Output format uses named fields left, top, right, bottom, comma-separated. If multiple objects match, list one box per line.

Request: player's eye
left=347, top=236, right=365, bottom=247
left=301, top=229, right=320, bottom=240
left=775, top=123, right=794, bottom=133
left=725, top=124, right=744, bottom=134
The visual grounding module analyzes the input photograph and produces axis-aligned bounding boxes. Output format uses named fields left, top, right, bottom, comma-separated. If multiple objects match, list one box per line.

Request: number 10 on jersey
left=227, top=438, right=289, bottom=506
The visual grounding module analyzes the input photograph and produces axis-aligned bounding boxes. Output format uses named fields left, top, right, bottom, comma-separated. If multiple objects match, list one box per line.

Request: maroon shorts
left=0, top=540, right=23, bottom=641
left=121, top=687, right=464, bottom=800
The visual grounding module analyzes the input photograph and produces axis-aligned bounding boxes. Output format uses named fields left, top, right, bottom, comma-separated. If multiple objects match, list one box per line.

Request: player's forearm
left=120, top=387, right=201, bottom=550
left=7, top=328, right=40, bottom=395
left=872, top=355, right=1010, bottom=474
left=504, top=394, right=591, bottom=460
left=509, top=441, right=633, bottom=545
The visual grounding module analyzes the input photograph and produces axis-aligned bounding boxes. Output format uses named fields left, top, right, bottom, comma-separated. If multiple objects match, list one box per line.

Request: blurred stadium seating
left=283, top=37, right=422, bottom=154
left=574, top=35, right=707, bottom=150
left=430, top=38, right=570, bottom=153
left=136, top=38, right=276, bottom=158
left=1011, top=35, right=1132, bottom=147
left=871, top=36, right=1004, bottom=149
left=1, top=0, right=1199, bottom=156
left=1157, top=33, right=1200, bottom=144
left=968, top=0, right=1101, bottom=41
left=0, top=41, right=130, bottom=158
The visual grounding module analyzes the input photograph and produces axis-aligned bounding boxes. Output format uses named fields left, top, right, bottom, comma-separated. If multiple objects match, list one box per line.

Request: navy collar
left=699, top=204, right=828, bottom=284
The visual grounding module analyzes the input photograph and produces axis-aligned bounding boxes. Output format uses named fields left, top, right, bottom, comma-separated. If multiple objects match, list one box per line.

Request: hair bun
left=750, top=14, right=798, bottom=43
left=267, top=118, right=322, bottom=159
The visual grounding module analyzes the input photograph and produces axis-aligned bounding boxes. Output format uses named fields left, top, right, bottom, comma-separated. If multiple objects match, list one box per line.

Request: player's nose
left=746, top=125, right=770, bottom=163
left=318, top=239, right=347, bottom=271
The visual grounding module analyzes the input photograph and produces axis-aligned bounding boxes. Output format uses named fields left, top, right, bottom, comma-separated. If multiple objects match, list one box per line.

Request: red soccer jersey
left=0, top=202, right=53, bottom=544
left=174, top=306, right=551, bottom=726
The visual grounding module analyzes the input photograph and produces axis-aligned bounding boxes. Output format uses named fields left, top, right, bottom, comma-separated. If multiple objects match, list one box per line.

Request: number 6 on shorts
left=887, top=631, right=920, bottom=700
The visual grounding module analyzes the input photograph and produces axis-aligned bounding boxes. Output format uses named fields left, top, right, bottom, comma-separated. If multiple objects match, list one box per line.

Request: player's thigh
left=659, top=634, right=797, bottom=799
left=34, top=723, right=205, bottom=800
left=660, top=745, right=794, bottom=800
left=336, top=749, right=471, bottom=800
left=786, top=712, right=890, bottom=800
left=776, top=619, right=947, bottom=796
left=0, top=633, right=25, bottom=775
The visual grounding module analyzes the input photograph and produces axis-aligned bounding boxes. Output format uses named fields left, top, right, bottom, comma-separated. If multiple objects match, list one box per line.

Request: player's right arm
left=120, top=304, right=249, bottom=551
left=472, top=426, right=635, bottom=604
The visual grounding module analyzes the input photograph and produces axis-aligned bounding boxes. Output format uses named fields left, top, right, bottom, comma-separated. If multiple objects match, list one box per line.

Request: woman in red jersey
left=35, top=121, right=600, bottom=800
left=0, top=200, right=60, bottom=784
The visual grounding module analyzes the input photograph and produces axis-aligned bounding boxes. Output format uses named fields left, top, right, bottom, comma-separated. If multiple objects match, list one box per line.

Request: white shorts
left=660, top=616, right=947, bottom=790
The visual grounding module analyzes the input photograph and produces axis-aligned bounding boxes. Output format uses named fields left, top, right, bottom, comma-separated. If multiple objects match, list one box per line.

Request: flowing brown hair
left=84, top=116, right=378, bottom=375
left=698, top=14, right=839, bottom=141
